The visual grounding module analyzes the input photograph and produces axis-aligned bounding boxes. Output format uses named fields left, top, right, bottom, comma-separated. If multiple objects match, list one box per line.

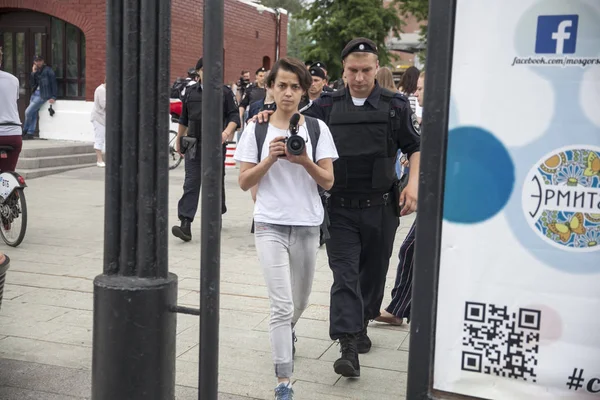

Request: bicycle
left=169, top=100, right=184, bottom=170
left=0, top=146, right=27, bottom=247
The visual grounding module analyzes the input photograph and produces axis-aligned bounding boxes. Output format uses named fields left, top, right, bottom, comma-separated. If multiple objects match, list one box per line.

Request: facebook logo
left=535, top=15, right=579, bottom=54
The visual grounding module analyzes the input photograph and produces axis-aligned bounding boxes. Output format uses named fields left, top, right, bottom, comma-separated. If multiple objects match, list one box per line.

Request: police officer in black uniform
left=238, top=67, right=267, bottom=124
left=259, top=39, right=421, bottom=377
left=172, top=57, right=241, bottom=242
left=309, top=61, right=333, bottom=92
left=316, top=38, right=420, bottom=378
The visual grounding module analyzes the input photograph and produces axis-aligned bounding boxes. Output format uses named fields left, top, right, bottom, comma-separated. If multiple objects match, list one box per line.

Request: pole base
left=91, top=273, right=178, bottom=400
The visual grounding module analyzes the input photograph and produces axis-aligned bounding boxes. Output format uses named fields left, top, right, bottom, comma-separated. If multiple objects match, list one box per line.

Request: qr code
left=461, top=302, right=541, bottom=382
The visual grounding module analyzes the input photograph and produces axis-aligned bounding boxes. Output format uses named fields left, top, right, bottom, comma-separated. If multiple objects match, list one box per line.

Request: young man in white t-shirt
left=234, top=57, right=338, bottom=400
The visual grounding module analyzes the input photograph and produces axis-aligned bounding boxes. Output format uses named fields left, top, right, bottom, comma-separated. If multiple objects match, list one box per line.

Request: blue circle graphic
left=443, top=127, right=515, bottom=223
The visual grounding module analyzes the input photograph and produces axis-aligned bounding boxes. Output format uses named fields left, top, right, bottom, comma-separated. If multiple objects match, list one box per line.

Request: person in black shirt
left=258, top=38, right=420, bottom=378
left=239, top=67, right=267, bottom=124
left=172, top=57, right=241, bottom=242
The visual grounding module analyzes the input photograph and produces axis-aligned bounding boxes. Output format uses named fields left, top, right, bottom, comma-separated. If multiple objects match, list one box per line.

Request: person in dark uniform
left=239, top=67, right=267, bottom=124
left=172, top=57, right=241, bottom=242
left=298, top=66, right=326, bottom=110
left=259, top=38, right=420, bottom=378
left=309, top=61, right=333, bottom=93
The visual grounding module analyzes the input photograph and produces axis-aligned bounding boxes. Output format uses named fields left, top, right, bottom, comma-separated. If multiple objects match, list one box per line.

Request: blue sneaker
left=274, top=382, right=294, bottom=399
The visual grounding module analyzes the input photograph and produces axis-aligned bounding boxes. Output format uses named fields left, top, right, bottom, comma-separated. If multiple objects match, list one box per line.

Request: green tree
left=258, top=0, right=304, bottom=14
left=287, top=17, right=310, bottom=59
left=299, top=0, right=404, bottom=79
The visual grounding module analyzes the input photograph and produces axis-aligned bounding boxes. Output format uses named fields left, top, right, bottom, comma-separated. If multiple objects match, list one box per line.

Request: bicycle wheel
left=0, top=188, right=27, bottom=247
left=169, top=130, right=183, bottom=170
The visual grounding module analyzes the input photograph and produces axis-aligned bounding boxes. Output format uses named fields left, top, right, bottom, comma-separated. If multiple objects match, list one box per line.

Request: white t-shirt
left=351, top=97, right=367, bottom=106
left=234, top=119, right=339, bottom=226
left=0, top=71, right=22, bottom=136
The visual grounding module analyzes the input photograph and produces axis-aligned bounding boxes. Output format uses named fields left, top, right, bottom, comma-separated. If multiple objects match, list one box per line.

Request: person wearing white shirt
left=234, top=57, right=338, bottom=400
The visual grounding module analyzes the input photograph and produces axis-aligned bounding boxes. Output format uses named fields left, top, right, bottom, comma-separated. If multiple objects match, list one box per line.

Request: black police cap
left=309, top=67, right=326, bottom=80
left=195, top=57, right=203, bottom=71
left=309, top=61, right=327, bottom=71
left=256, top=67, right=266, bottom=74
left=341, top=38, right=378, bottom=59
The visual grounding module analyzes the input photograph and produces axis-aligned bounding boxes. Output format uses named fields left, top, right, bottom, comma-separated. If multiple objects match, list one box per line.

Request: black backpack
left=170, top=78, right=188, bottom=99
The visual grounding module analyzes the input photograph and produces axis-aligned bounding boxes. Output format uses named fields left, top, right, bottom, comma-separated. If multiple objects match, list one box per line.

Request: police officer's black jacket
left=301, top=82, right=420, bottom=197
left=179, top=83, right=240, bottom=140
left=239, top=83, right=266, bottom=109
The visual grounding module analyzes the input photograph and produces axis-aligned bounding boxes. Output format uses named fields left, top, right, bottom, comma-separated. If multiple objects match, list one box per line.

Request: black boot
left=333, top=336, right=360, bottom=377
left=172, top=219, right=192, bottom=242
left=356, top=320, right=372, bottom=354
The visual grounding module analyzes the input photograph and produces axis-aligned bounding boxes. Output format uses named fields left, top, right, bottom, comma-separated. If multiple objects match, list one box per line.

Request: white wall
left=38, top=100, right=180, bottom=141
left=38, top=100, right=95, bottom=142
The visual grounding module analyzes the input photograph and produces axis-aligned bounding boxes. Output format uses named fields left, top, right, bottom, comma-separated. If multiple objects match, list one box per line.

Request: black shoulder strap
left=331, top=88, right=346, bottom=100
left=304, top=116, right=320, bottom=162
left=255, top=122, right=269, bottom=163
left=379, top=88, right=396, bottom=104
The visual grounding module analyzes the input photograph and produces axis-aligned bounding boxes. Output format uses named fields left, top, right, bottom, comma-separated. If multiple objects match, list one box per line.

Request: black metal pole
left=198, top=0, right=224, bottom=398
left=91, top=0, right=177, bottom=398
left=405, top=0, right=457, bottom=398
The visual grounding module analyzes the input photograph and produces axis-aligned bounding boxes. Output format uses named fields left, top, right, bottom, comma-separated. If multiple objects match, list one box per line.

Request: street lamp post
left=91, top=0, right=177, bottom=398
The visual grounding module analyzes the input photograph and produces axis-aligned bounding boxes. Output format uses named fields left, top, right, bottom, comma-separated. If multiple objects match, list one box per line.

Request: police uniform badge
left=411, top=113, right=421, bottom=135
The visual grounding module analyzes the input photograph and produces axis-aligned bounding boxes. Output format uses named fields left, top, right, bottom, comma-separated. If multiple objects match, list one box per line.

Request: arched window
left=51, top=17, right=86, bottom=99
left=262, top=56, right=271, bottom=70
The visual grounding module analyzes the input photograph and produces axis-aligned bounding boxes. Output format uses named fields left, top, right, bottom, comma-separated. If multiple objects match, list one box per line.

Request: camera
left=278, top=113, right=304, bottom=157
left=238, top=77, right=250, bottom=94
left=277, top=135, right=305, bottom=157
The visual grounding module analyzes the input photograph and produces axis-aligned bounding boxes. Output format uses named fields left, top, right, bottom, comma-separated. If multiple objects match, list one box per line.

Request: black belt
left=0, top=122, right=21, bottom=127
left=329, top=192, right=392, bottom=209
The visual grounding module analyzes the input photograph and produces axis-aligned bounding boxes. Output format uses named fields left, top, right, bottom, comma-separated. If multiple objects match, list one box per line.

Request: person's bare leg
left=96, top=149, right=104, bottom=163
left=375, top=310, right=403, bottom=325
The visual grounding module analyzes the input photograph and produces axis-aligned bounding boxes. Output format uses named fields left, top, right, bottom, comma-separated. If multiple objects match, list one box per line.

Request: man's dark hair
left=397, top=66, right=420, bottom=95
left=241, top=70, right=249, bottom=75
left=265, top=57, right=312, bottom=92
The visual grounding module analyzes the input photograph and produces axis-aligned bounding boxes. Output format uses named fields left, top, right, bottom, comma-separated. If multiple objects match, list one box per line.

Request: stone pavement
left=0, top=165, right=415, bottom=399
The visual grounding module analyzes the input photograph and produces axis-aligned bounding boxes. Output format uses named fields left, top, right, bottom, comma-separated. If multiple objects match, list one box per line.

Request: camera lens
left=287, top=136, right=305, bottom=156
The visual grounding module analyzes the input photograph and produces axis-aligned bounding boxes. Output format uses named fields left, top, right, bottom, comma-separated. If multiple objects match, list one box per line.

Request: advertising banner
left=431, top=0, right=600, bottom=398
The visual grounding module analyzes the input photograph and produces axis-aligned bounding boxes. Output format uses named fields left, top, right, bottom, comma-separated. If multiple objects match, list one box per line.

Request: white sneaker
left=97, top=161, right=106, bottom=168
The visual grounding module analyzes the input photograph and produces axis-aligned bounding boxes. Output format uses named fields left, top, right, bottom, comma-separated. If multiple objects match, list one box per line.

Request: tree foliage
left=395, top=0, right=429, bottom=62
left=287, top=17, right=309, bottom=59
left=299, top=0, right=404, bottom=79
left=258, top=0, right=304, bottom=14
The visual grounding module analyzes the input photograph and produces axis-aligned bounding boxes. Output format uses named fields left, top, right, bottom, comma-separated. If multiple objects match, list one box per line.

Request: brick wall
left=173, top=0, right=288, bottom=85
left=0, top=0, right=287, bottom=100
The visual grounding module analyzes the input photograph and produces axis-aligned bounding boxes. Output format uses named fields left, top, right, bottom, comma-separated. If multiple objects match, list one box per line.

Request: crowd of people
left=169, top=37, right=426, bottom=399
left=1, top=38, right=427, bottom=400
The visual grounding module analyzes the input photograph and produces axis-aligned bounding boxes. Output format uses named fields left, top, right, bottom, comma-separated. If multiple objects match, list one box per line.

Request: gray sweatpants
left=254, top=222, right=320, bottom=378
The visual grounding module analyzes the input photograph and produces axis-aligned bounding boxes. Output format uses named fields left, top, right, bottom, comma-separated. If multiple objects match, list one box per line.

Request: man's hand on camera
left=285, top=145, right=309, bottom=166
left=255, top=110, right=274, bottom=124
left=268, top=137, right=286, bottom=161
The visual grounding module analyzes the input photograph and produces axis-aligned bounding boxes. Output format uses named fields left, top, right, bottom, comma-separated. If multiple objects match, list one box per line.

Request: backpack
left=254, top=116, right=321, bottom=163
left=170, top=78, right=188, bottom=99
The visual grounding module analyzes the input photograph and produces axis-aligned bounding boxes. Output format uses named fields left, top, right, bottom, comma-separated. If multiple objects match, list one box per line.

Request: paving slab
left=0, top=165, right=415, bottom=399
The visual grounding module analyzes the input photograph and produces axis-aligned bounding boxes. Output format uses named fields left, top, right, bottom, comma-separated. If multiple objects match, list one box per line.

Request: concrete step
left=18, top=164, right=98, bottom=180
left=20, top=142, right=95, bottom=158
left=16, top=153, right=98, bottom=169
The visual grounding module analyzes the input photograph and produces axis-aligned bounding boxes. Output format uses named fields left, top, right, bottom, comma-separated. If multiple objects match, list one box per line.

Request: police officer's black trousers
left=326, top=201, right=399, bottom=340
left=177, top=143, right=227, bottom=222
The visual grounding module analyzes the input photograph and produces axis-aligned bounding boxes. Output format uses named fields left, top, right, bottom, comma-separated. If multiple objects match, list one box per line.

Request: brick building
left=0, top=0, right=287, bottom=142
